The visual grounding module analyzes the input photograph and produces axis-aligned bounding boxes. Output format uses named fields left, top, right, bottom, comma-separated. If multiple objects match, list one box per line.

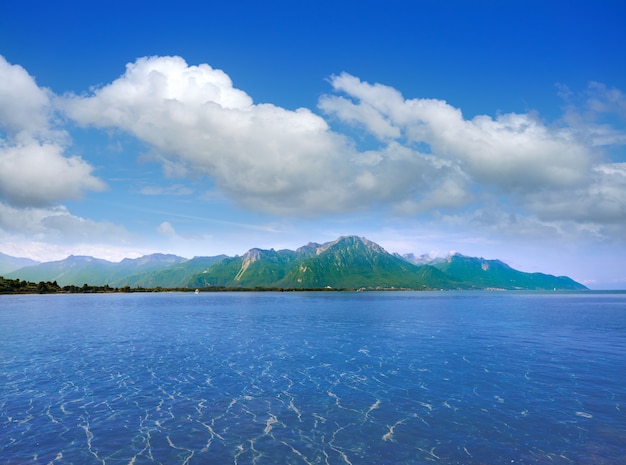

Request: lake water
left=1, top=291, right=625, bottom=464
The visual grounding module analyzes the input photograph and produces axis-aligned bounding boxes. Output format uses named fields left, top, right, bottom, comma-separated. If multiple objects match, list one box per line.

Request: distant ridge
left=425, top=253, right=584, bottom=290
left=0, top=252, right=40, bottom=275
left=3, top=236, right=587, bottom=290
left=5, top=254, right=186, bottom=287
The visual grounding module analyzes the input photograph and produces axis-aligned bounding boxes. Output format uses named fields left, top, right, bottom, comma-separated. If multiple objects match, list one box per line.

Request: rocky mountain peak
left=235, top=248, right=272, bottom=281
left=316, top=235, right=387, bottom=255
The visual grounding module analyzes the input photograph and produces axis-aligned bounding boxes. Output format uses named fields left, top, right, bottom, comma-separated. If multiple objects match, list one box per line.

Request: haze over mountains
left=2, top=236, right=587, bottom=291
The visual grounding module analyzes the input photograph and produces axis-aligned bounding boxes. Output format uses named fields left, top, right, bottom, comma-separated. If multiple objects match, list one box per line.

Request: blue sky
left=1, top=0, right=625, bottom=289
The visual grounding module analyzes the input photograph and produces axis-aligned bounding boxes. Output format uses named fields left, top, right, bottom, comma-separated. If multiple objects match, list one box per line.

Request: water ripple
left=1, top=292, right=625, bottom=464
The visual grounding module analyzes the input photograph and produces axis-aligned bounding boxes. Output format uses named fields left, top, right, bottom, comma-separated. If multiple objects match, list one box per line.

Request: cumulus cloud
left=58, top=56, right=626, bottom=241
left=0, top=56, right=55, bottom=143
left=321, top=73, right=626, bottom=232
left=62, top=56, right=451, bottom=215
left=0, top=55, right=105, bottom=207
left=323, top=72, right=592, bottom=191
left=0, top=142, right=105, bottom=207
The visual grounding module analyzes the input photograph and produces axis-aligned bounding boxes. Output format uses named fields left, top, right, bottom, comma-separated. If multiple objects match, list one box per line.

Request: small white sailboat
left=194, top=289, right=199, bottom=295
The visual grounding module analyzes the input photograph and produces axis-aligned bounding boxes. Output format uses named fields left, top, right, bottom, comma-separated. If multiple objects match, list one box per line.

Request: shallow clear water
left=1, top=291, right=625, bottom=464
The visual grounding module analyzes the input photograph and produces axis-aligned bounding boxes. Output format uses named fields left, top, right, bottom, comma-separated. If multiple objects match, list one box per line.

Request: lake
left=1, top=291, right=625, bottom=464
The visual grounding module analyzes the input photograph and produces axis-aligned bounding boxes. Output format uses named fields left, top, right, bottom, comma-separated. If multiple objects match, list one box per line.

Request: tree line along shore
left=0, top=277, right=354, bottom=294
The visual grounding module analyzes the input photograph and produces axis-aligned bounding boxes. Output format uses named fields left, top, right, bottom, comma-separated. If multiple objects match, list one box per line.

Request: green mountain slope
left=6, top=254, right=188, bottom=287
left=122, top=255, right=228, bottom=288
left=190, top=236, right=464, bottom=290
left=277, top=236, right=460, bottom=289
left=0, top=252, right=40, bottom=275
left=430, top=254, right=587, bottom=290
left=6, top=255, right=116, bottom=286
left=103, top=254, right=187, bottom=286
left=3, top=236, right=587, bottom=290
left=190, top=248, right=303, bottom=288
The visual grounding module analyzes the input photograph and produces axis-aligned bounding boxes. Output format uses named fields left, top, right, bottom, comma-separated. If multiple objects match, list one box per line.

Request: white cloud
left=324, top=72, right=593, bottom=191
left=0, top=201, right=67, bottom=236
left=0, top=201, right=130, bottom=242
left=0, top=56, right=54, bottom=143
left=0, top=142, right=105, bottom=207
left=0, top=199, right=137, bottom=262
left=56, top=56, right=626, bottom=244
left=318, top=94, right=401, bottom=140
left=0, top=55, right=105, bottom=207
left=62, top=56, right=452, bottom=216
left=157, top=221, right=177, bottom=238
left=524, top=163, right=626, bottom=226
left=0, top=54, right=131, bottom=253
left=322, top=73, right=626, bottom=233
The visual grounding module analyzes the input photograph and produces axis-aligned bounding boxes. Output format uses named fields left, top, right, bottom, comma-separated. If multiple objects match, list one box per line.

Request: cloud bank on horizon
left=1, top=53, right=625, bottom=286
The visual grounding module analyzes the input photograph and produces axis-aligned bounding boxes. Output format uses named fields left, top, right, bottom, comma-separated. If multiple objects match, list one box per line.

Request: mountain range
left=2, top=236, right=587, bottom=291
left=0, top=252, right=39, bottom=275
